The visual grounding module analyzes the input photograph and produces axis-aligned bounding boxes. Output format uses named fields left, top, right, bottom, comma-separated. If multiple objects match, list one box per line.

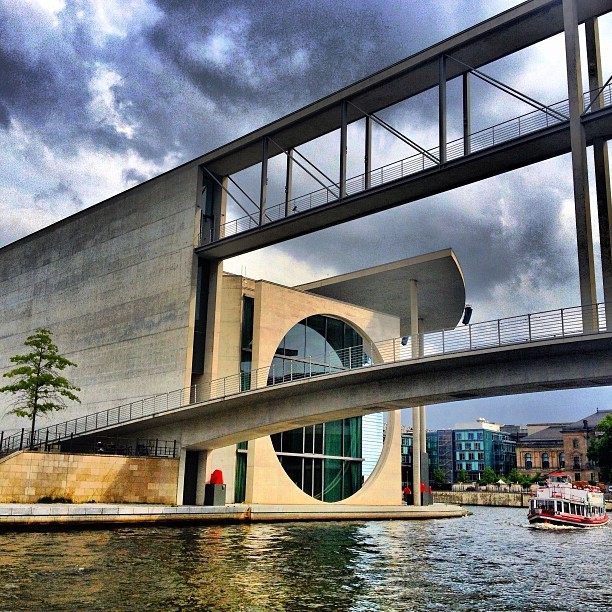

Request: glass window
left=265, top=315, right=369, bottom=502
left=559, top=452, right=565, bottom=468
left=525, top=452, right=532, bottom=469
left=283, top=428, right=304, bottom=454
left=325, top=420, right=343, bottom=457
left=314, top=423, right=324, bottom=455
left=280, top=456, right=303, bottom=489
left=542, top=452, right=550, bottom=469
left=323, top=459, right=343, bottom=502
left=573, top=438, right=579, bottom=449
left=305, top=316, right=327, bottom=363
left=241, top=297, right=254, bottom=349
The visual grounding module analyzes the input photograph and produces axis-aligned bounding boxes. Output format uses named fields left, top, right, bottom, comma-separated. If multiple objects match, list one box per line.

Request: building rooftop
left=562, top=409, right=612, bottom=431
left=520, top=425, right=565, bottom=444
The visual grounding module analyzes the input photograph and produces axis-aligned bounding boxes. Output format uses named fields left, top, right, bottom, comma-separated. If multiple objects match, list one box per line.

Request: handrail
left=1, top=301, right=610, bottom=456
left=210, top=83, right=611, bottom=243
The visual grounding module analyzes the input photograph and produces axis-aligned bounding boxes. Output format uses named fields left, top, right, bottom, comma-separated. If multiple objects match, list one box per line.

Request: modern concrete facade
left=2, top=0, right=612, bottom=509
left=0, top=165, right=200, bottom=423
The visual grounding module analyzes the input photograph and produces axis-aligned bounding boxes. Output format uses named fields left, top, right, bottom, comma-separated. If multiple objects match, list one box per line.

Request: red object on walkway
left=210, top=470, right=224, bottom=485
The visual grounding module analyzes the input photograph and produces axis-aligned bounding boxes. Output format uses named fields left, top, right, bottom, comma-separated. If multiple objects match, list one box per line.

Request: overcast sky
left=1, top=0, right=611, bottom=431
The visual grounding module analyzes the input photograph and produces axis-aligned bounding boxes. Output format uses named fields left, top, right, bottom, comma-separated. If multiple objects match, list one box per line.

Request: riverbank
left=0, top=501, right=468, bottom=530
left=433, top=491, right=530, bottom=507
left=434, top=490, right=612, bottom=510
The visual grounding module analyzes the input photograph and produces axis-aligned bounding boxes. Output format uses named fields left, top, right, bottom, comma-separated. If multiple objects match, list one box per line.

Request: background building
left=399, top=418, right=516, bottom=486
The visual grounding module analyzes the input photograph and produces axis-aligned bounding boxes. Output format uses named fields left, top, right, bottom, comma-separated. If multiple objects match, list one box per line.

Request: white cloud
left=23, top=0, right=66, bottom=26
left=0, top=120, right=181, bottom=246
left=88, top=64, right=138, bottom=139
left=224, top=249, right=337, bottom=287
left=86, top=0, right=162, bottom=45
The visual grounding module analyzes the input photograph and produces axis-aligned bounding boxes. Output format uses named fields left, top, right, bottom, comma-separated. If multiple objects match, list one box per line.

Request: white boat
left=527, top=472, right=609, bottom=528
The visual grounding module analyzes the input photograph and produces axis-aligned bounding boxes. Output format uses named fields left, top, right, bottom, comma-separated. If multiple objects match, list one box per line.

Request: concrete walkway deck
left=0, top=502, right=468, bottom=529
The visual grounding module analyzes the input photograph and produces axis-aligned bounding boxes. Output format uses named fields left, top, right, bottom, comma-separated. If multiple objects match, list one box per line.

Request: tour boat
left=528, top=472, right=609, bottom=528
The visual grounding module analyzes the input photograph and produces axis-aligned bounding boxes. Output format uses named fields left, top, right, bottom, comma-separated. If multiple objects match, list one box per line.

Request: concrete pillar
left=410, top=279, right=421, bottom=506
left=175, top=447, right=186, bottom=505
left=340, top=101, right=348, bottom=198
left=202, top=260, right=224, bottom=392
left=212, top=175, right=227, bottom=242
left=585, top=17, right=612, bottom=329
left=195, top=450, right=208, bottom=505
left=563, top=0, right=598, bottom=330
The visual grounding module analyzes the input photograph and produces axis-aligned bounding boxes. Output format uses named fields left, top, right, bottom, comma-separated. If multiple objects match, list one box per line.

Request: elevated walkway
left=2, top=302, right=612, bottom=454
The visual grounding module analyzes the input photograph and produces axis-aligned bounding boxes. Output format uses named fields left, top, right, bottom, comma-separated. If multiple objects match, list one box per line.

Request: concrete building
left=0, top=231, right=466, bottom=504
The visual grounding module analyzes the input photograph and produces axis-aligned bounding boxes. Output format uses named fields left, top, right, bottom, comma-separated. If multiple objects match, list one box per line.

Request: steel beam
left=586, top=17, right=612, bottom=330
left=463, top=72, right=471, bottom=155
left=284, top=148, right=294, bottom=217
left=259, top=137, right=269, bottom=226
left=439, top=55, right=447, bottom=165
left=365, top=116, right=372, bottom=190
left=340, top=101, right=348, bottom=198
left=563, top=0, right=598, bottom=330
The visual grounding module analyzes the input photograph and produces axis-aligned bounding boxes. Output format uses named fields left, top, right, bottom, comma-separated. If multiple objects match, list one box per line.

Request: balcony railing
left=210, top=84, right=612, bottom=244
left=1, top=302, right=610, bottom=457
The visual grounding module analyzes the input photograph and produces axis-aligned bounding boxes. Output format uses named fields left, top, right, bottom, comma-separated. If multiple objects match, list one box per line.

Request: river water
left=0, top=506, right=609, bottom=611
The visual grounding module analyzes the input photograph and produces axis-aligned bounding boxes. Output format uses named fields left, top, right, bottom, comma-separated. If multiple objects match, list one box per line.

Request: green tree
left=456, top=468, right=470, bottom=483
left=432, top=467, right=447, bottom=487
left=587, top=414, right=612, bottom=482
left=0, top=329, right=80, bottom=448
left=507, top=468, right=522, bottom=483
left=479, top=466, right=499, bottom=485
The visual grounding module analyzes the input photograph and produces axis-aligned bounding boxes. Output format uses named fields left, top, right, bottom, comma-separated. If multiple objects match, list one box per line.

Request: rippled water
left=0, top=506, right=610, bottom=611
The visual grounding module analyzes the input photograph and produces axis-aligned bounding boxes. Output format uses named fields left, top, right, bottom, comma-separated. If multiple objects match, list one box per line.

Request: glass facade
left=236, top=312, right=371, bottom=502
left=454, top=429, right=516, bottom=481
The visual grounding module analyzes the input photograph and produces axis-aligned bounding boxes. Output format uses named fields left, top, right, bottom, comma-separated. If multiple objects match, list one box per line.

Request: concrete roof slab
left=295, top=248, right=466, bottom=333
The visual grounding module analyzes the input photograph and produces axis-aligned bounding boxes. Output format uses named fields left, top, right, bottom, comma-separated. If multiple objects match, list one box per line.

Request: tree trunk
left=29, top=407, right=37, bottom=450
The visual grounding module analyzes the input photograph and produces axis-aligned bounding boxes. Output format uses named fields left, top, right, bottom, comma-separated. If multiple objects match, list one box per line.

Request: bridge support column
left=439, top=55, right=447, bottom=165
left=563, top=0, right=598, bottom=330
left=410, top=279, right=424, bottom=505
left=463, top=72, right=471, bottom=156
left=586, top=17, right=612, bottom=330
left=284, top=149, right=294, bottom=217
left=176, top=447, right=186, bottom=505
left=365, top=116, right=372, bottom=190
left=340, top=100, right=348, bottom=198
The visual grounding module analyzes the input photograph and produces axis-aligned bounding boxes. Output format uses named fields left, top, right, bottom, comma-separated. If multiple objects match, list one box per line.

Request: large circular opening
left=267, top=314, right=383, bottom=502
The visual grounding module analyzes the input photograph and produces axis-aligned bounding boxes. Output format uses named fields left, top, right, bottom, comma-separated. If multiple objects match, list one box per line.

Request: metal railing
left=1, top=302, right=610, bottom=457
left=213, top=84, right=612, bottom=243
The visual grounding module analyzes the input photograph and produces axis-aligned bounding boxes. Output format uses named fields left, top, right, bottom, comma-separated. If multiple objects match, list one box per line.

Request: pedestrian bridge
left=3, top=303, right=612, bottom=454
left=197, top=82, right=612, bottom=260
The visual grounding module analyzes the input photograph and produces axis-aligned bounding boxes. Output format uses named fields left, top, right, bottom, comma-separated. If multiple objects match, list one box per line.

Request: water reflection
left=0, top=507, right=610, bottom=611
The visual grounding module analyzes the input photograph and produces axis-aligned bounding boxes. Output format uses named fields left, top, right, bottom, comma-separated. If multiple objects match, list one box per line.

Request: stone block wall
left=0, top=451, right=179, bottom=504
